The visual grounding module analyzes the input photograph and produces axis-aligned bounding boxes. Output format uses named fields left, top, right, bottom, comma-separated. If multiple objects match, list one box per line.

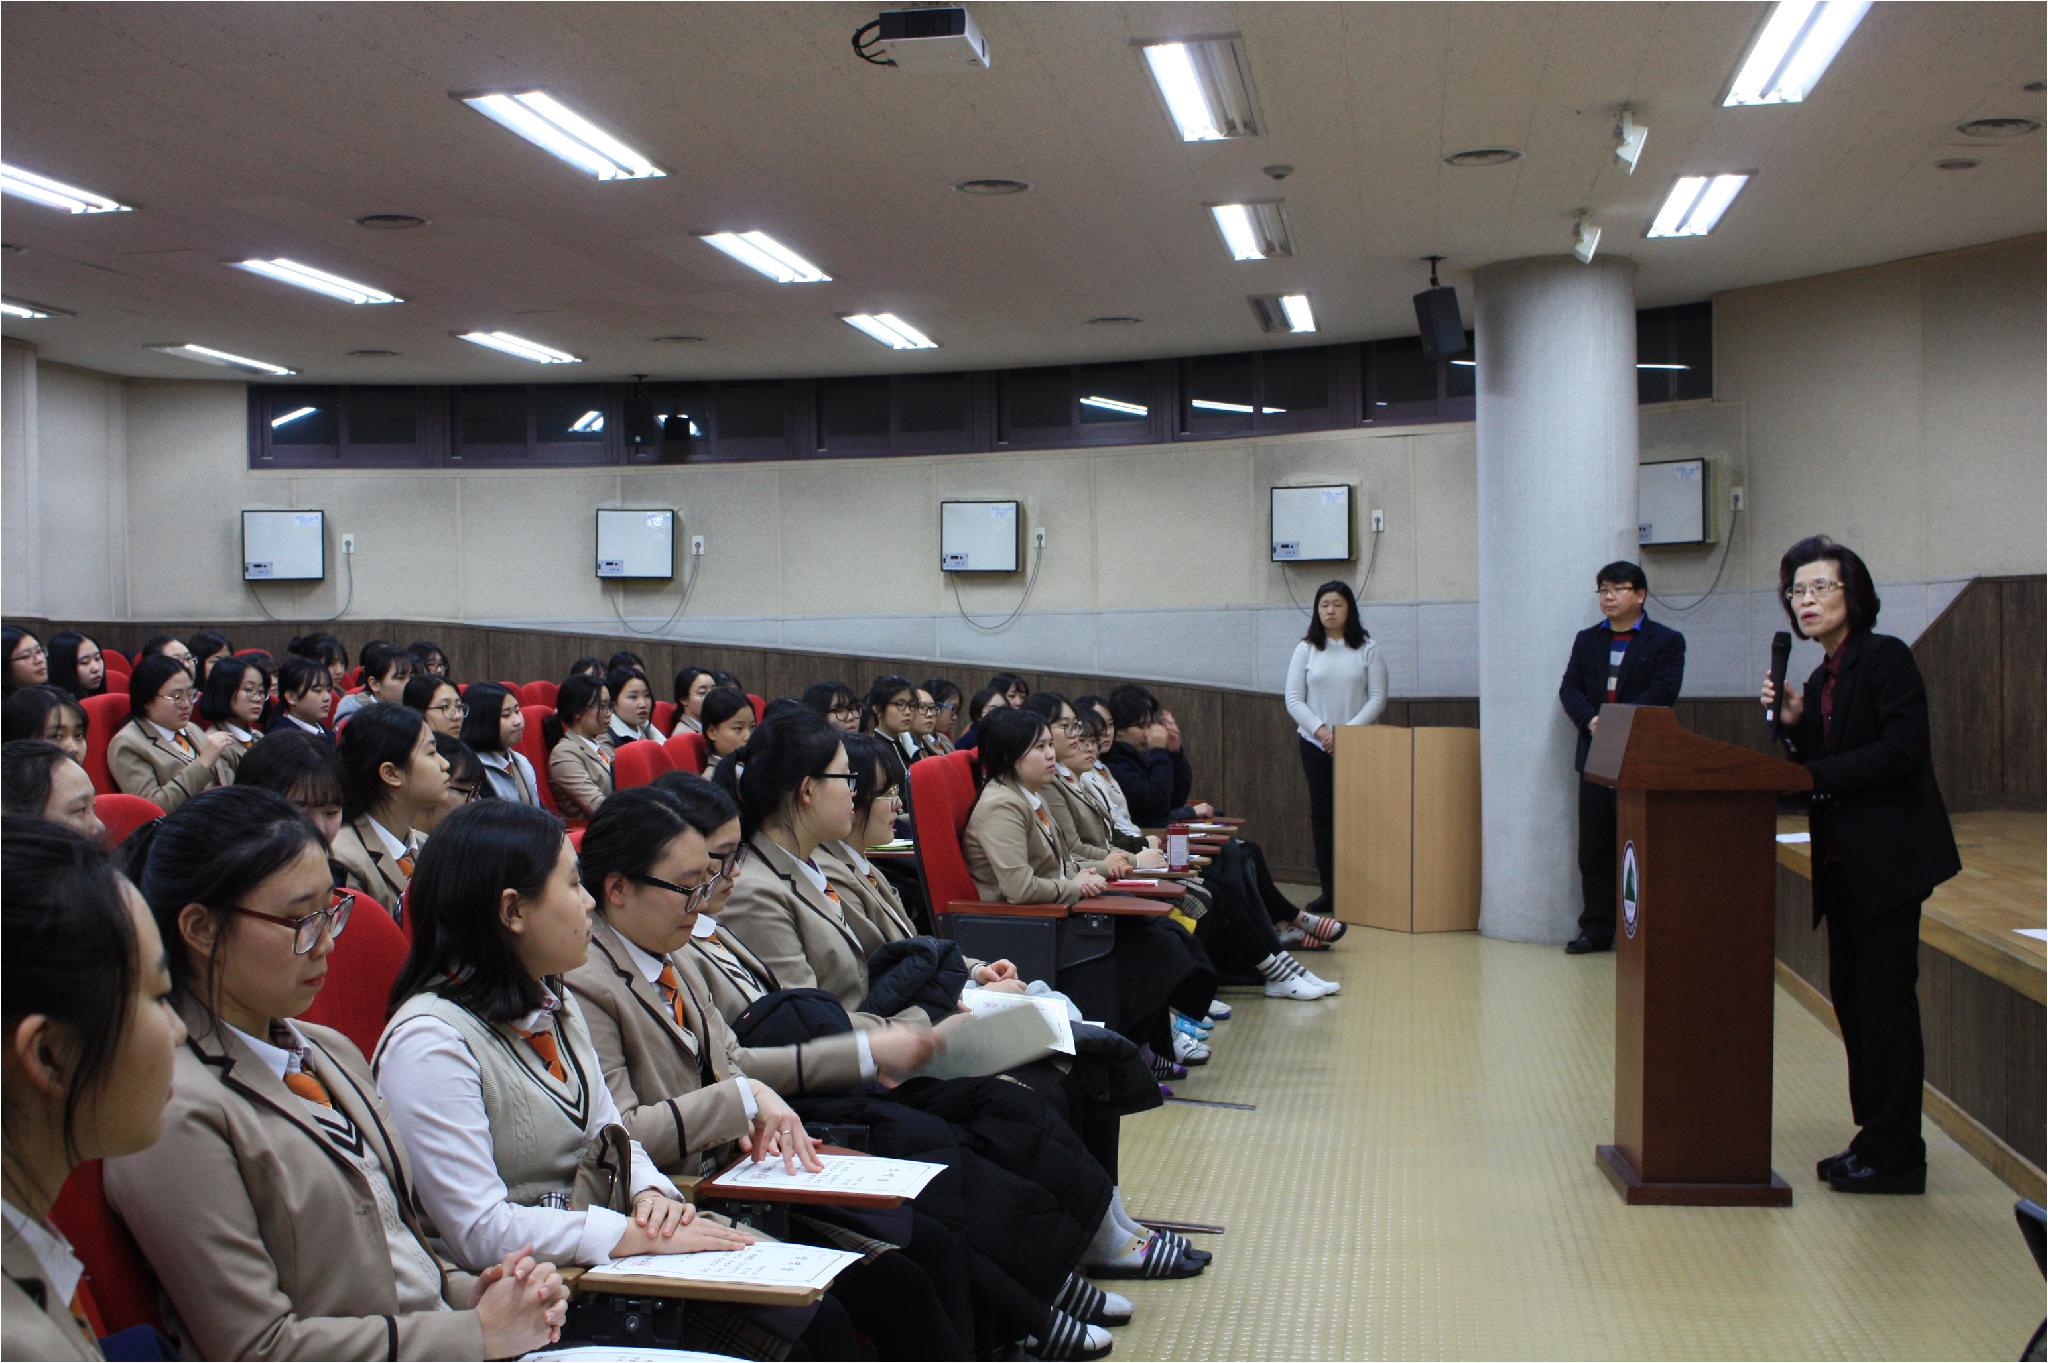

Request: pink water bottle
left=1167, top=822, right=1190, bottom=872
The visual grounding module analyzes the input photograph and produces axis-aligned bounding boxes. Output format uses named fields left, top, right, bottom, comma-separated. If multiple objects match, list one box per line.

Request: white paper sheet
left=1189, top=822, right=1231, bottom=832
left=584, top=1243, right=862, bottom=1291
left=959, top=985, right=1077, bottom=1055
left=709, top=1151, right=950, bottom=1199
left=1109, top=878, right=1161, bottom=888
left=866, top=838, right=914, bottom=851
left=524, top=1347, right=734, bottom=1362
left=2015, top=928, right=2048, bottom=942
left=917, top=1002, right=1058, bottom=1080
left=1775, top=832, right=1812, bottom=844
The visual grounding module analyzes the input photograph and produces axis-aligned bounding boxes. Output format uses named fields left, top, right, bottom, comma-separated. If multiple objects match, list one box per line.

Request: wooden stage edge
left=1774, top=961, right=2047, bottom=1204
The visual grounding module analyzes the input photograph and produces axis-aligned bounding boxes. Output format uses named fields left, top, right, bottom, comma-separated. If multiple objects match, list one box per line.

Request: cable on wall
left=245, top=548, right=354, bottom=625
left=1648, top=505, right=1741, bottom=615
left=608, top=551, right=701, bottom=638
left=951, top=539, right=1045, bottom=633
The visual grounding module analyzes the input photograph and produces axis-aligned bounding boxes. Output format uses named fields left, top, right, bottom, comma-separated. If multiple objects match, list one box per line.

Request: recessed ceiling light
left=1456, top=361, right=1692, bottom=372
left=1249, top=294, right=1316, bottom=334
left=954, top=178, right=1031, bottom=196
left=1, top=299, right=69, bottom=320
left=1441, top=147, right=1522, bottom=168
left=1953, top=117, right=2042, bottom=139
left=652, top=334, right=706, bottom=344
left=1646, top=174, right=1751, bottom=237
left=1934, top=158, right=1981, bottom=171
left=1723, top=1, right=1871, bottom=106
left=1087, top=316, right=1144, bottom=326
left=149, top=343, right=296, bottom=376
left=1138, top=38, right=1263, bottom=141
left=0, top=163, right=133, bottom=214
left=699, top=231, right=831, bottom=284
left=352, top=213, right=429, bottom=231
left=347, top=348, right=401, bottom=357
left=455, top=330, right=582, bottom=364
left=458, top=90, right=665, bottom=180
left=1081, top=395, right=1149, bottom=416
left=843, top=313, right=937, bottom=350
left=1209, top=201, right=1295, bottom=261
left=233, top=258, right=402, bottom=305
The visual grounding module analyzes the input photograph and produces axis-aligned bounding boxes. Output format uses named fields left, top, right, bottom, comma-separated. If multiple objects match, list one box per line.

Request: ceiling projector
left=874, top=7, right=989, bottom=69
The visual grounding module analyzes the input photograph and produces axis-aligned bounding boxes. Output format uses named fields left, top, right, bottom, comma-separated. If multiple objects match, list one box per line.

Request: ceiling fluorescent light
left=460, top=91, right=665, bottom=179
left=842, top=313, right=938, bottom=350
left=456, top=330, right=582, bottom=364
left=1249, top=293, right=1316, bottom=334
left=1723, top=1, right=1871, bottom=106
left=699, top=231, right=831, bottom=284
left=1190, top=399, right=1285, bottom=414
left=1208, top=202, right=1294, bottom=261
left=1139, top=38, right=1263, bottom=141
left=1646, top=174, right=1750, bottom=237
left=0, top=163, right=133, bottom=214
left=150, top=343, right=297, bottom=376
left=234, top=258, right=401, bottom=305
left=0, top=299, right=68, bottom=320
left=1450, top=360, right=1477, bottom=367
left=1451, top=361, right=1694, bottom=372
left=1080, top=395, right=1149, bottom=416
left=569, top=410, right=604, bottom=433
left=270, top=406, right=319, bottom=428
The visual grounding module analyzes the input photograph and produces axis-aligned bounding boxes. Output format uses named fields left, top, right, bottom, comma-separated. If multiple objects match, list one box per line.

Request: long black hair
left=699, top=685, right=751, bottom=734
left=389, top=800, right=567, bottom=1022
left=459, top=681, right=519, bottom=754
left=859, top=675, right=915, bottom=734
left=2, top=685, right=88, bottom=747
left=711, top=707, right=843, bottom=838
left=673, top=666, right=712, bottom=709
left=799, top=682, right=857, bottom=721
left=974, top=706, right=1049, bottom=786
left=3, top=815, right=143, bottom=1168
left=47, top=631, right=106, bottom=699
left=1303, top=579, right=1368, bottom=650
left=338, top=702, right=430, bottom=821
left=651, top=771, right=742, bottom=836
left=1, top=740, right=78, bottom=817
left=187, top=630, right=235, bottom=685
left=578, top=786, right=696, bottom=906
left=287, top=632, right=348, bottom=672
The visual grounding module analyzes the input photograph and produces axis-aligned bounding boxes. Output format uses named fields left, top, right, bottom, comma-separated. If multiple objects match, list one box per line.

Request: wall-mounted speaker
left=1413, top=286, right=1466, bottom=361
left=623, top=394, right=661, bottom=447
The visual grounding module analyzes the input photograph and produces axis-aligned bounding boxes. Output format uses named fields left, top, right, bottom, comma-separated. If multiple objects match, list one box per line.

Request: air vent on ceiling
left=1934, top=158, right=1981, bottom=171
left=1087, top=315, right=1143, bottom=325
left=1952, top=117, right=2041, bottom=139
left=352, top=213, right=429, bottom=230
left=347, top=348, right=400, bottom=357
left=653, top=334, right=705, bottom=344
left=1442, top=147, right=1523, bottom=167
left=954, top=178, right=1030, bottom=196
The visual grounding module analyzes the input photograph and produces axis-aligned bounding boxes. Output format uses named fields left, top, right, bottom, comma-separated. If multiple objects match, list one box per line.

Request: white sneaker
left=1299, top=970, right=1341, bottom=997
left=1172, top=1030, right=1211, bottom=1064
left=1263, top=973, right=1329, bottom=1000
left=1275, top=923, right=1311, bottom=947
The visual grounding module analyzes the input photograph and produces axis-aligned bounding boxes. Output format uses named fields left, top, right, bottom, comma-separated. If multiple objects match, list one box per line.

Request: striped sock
left=1257, top=952, right=1306, bottom=983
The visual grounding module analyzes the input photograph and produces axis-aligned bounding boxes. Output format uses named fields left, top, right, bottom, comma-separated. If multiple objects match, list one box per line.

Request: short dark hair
left=127, top=655, right=192, bottom=725
left=2, top=626, right=42, bottom=697
left=673, top=667, right=712, bottom=708
left=1072, top=693, right=1110, bottom=722
left=1595, top=560, right=1647, bottom=592
left=1303, top=580, right=1369, bottom=651
left=288, top=633, right=347, bottom=669
left=859, top=675, right=915, bottom=732
left=975, top=706, right=1050, bottom=786
left=234, top=730, right=347, bottom=812
left=276, top=656, right=329, bottom=708
left=408, top=640, right=451, bottom=675
left=4, top=815, right=143, bottom=1163
left=800, top=682, right=857, bottom=718
left=198, top=655, right=259, bottom=726
left=137, top=634, right=184, bottom=664
left=605, top=667, right=651, bottom=710
left=1106, top=684, right=1157, bottom=732
left=188, top=631, right=234, bottom=683
left=711, top=708, right=843, bottom=838
left=459, top=681, right=519, bottom=754
left=1019, top=691, right=1070, bottom=725
left=709, top=670, right=742, bottom=690
left=568, top=657, right=605, bottom=679
left=922, top=678, right=961, bottom=709
left=700, top=685, right=751, bottom=732
left=47, top=632, right=105, bottom=699
left=965, top=686, right=1005, bottom=725
left=607, top=651, right=645, bottom=674
left=390, top=800, right=568, bottom=1022
left=401, top=673, right=459, bottom=718
left=578, top=785, right=696, bottom=906
left=338, top=702, right=429, bottom=820
left=1, top=740, right=77, bottom=817
left=988, top=672, right=1030, bottom=697
left=437, top=733, right=484, bottom=794
left=3, top=685, right=88, bottom=746
left=759, top=697, right=806, bottom=724
left=541, top=673, right=608, bottom=753
left=649, top=770, right=742, bottom=835
left=1777, top=535, right=1881, bottom=638
left=358, top=641, right=413, bottom=686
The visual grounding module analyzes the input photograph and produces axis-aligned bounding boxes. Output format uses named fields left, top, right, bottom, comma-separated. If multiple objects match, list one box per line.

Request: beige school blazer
left=717, top=834, right=928, bottom=1031
left=548, top=735, right=612, bottom=819
left=963, top=778, right=1089, bottom=906
left=105, top=719, right=227, bottom=812
left=681, top=926, right=784, bottom=1027
left=329, top=813, right=416, bottom=920
left=1042, top=774, right=1124, bottom=864
left=104, top=1007, right=486, bottom=1362
left=1, top=1218, right=97, bottom=1361
left=815, top=841, right=921, bottom=955
left=567, top=916, right=863, bottom=1175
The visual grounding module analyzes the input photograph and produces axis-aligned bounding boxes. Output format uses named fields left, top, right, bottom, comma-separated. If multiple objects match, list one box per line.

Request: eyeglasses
left=886, top=697, right=918, bottom=712
left=1595, top=586, right=1641, bottom=598
left=936, top=702, right=959, bottom=715
left=430, top=700, right=469, bottom=717
left=810, top=770, right=859, bottom=790
left=630, top=870, right=721, bottom=913
left=160, top=689, right=196, bottom=705
left=877, top=786, right=903, bottom=806
left=915, top=703, right=939, bottom=716
left=11, top=646, right=46, bottom=663
left=711, top=843, right=751, bottom=881
left=227, top=888, right=353, bottom=955
left=1052, top=720, right=1083, bottom=737
left=449, top=782, right=481, bottom=803
left=238, top=683, right=267, bottom=698
left=1785, top=579, right=1842, bottom=603
left=828, top=706, right=860, bottom=721
left=594, top=700, right=615, bottom=714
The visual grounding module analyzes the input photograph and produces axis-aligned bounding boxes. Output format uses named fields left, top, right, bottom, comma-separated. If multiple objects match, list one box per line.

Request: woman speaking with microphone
left=1760, top=535, right=1958, bottom=1197
left=1282, top=580, right=1388, bottom=918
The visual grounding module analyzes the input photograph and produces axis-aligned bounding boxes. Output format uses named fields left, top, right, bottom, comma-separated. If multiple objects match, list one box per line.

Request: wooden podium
left=1583, top=705, right=1811, bottom=1207
left=1334, top=725, right=1480, bottom=932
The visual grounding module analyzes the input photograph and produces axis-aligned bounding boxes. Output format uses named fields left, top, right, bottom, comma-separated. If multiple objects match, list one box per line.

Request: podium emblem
left=1621, top=841, right=1640, bottom=939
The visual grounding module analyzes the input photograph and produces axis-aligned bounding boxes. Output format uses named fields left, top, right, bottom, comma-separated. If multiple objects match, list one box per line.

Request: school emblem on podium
left=1621, top=841, right=1640, bottom=940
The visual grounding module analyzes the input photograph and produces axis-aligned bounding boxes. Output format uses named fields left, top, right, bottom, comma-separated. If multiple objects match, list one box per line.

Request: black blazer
left=1102, top=741, right=1196, bottom=827
left=1781, top=631, right=1959, bottom=920
left=1558, top=616, right=1687, bottom=771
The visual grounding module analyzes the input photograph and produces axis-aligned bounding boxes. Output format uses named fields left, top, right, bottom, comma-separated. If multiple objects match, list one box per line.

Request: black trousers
left=1576, top=779, right=1618, bottom=940
left=1818, top=870, right=1928, bottom=1170
left=820, top=1214, right=973, bottom=1360
left=1298, top=737, right=1336, bottom=901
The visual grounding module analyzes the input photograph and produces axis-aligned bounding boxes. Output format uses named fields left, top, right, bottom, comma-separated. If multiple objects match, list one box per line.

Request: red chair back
left=100, top=670, right=129, bottom=696
left=517, top=705, right=559, bottom=813
left=665, top=730, right=708, bottom=775
left=343, top=666, right=363, bottom=689
left=567, top=826, right=586, bottom=851
left=652, top=701, right=677, bottom=734
left=95, top=793, right=165, bottom=846
left=233, top=648, right=271, bottom=660
left=80, top=694, right=130, bottom=795
left=299, top=888, right=410, bottom=1058
left=747, top=693, right=766, bottom=724
left=908, top=750, right=981, bottom=916
left=613, top=739, right=673, bottom=791
left=519, top=680, right=559, bottom=708
left=49, top=1159, right=162, bottom=1334
left=101, top=650, right=132, bottom=679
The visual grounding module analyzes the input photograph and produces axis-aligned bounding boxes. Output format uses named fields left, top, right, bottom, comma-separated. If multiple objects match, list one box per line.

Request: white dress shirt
left=0, top=1201, right=82, bottom=1313
left=613, top=931, right=761, bottom=1121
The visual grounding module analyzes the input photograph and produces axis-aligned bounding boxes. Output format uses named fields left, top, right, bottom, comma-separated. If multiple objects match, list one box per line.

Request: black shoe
left=1826, top=1154, right=1926, bottom=1195
left=1815, top=1147, right=1855, bottom=1181
left=1565, top=934, right=1613, bottom=955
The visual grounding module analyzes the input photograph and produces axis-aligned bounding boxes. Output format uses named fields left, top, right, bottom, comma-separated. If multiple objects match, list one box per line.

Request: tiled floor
left=1111, top=928, right=2043, bottom=1360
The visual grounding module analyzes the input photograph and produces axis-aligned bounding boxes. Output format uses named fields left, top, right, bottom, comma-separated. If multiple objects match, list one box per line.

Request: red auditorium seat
left=652, top=701, right=677, bottom=733
left=613, top=739, right=674, bottom=791
left=80, top=693, right=130, bottom=794
left=516, top=704, right=559, bottom=812
left=101, top=670, right=129, bottom=695
left=49, top=1160, right=161, bottom=1334
left=665, top=730, right=708, bottom=775
left=299, top=888, right=410, bottom=1057
left=94, top=794, right=164, bottom=846
left=519, top=679, right=559, bottom=708
left=747, top=693, right=766, bottom=723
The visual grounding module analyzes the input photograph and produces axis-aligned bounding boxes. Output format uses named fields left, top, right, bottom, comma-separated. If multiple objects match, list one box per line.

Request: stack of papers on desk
left=709, top=1152, right=949, bottom=1198
left=583, top=1243, right=862, bottom=1292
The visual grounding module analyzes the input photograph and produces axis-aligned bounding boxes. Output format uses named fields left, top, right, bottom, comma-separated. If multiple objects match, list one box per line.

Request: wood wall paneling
left=2000, top=576, right=2046, bottom=806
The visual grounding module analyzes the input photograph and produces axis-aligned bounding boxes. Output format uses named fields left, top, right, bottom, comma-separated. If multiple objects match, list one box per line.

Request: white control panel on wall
left=1270, top=485, right=1355, bottom=563
left=596, top=508, right=678, bottom=580
left=1638, top=459, right=1714, bottom=545
left=242, top=509, right=327, bottom=581
left=940, top=500, right=1022, bottom=573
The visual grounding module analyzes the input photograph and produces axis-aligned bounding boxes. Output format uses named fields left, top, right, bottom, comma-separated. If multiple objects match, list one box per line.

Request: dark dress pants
left=1817, top=868, right=1928, bottom=1170
left=1576, top=779, right=1618, bottom=941
left=1298, top=736, right=1336, bottom=902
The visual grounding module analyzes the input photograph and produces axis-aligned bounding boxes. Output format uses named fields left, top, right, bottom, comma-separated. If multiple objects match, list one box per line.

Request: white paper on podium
left=709, top=1151, right=949, bottom=1198
left=2015, top=928, right=2048, bottom=942
left=584, top=1243, right=862, bottom=1291
left=1775, top=832, right=1811, bottom=844
left=959, top=986, right=1076, bottom=1055
left=916, top=1002, right=1058, bottom=1079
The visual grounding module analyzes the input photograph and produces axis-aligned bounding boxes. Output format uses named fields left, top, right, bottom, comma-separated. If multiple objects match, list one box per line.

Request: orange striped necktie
left=172, top=730, right=193, bottom=755
left=397, top=850, right=416, bottom=878
left=1035, top=806, right=1054, bottom=832
left=284, top=1069, right=333, bottom=1108
left=656, top=962, right=687, bottom=1030
left=520, top=1026, right=566, bottom=1081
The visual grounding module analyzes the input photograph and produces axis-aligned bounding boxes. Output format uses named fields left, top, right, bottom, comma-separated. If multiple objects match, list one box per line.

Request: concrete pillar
left=1473, top=257, right=1639, bottom=943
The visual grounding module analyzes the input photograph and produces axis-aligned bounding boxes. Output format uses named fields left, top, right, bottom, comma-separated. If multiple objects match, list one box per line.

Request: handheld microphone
left=1766, top=630, right=1792, bottom=739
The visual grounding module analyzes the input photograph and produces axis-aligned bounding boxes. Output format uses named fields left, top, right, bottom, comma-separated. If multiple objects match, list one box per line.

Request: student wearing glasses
left=46, top=631, right=108, bottom=700
left=671, top=667, right=716, bottom=735
left=108, top=655, right=235, bottom=812
left=403, top=673, right=467, bottom=739
left=333, top=642, right=414, bottom=725
left=1557, top=560, right=1686, bottom=955
left=408, top=640, right=452, bottom=680
left=542, top=675, right=613, bottom=819
left=921, top=679, right=961, bottom=754
left=800, top=681, right=862, bottom=734
left=417, top=735, right=484, bottom=836
left=330, top=704, right=449, bottom=920
left=137, top=635, right=198, bottom=678
left=3, top=685, right=92, bottom=767
left=270, top=657, right=335, bottom=741
left=3, top=626, right=50, bottom=695
left=858, top=674, right=923, bottom=792
left=197, top=655, right=270, bottom=772
left=0, top=740, right=107, bottom=843
left=698, top=685, right=756, bottom=779
left=107, top=788, right=570, bottom=1362
left=461, top=682, right=542, bottom=807
left=4, top=818, right=185, bottom=1363
left=604, top=667, right=666, bottom=748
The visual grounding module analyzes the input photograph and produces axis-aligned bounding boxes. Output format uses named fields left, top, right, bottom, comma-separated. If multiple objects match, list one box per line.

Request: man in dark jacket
left=1557, top=560, right=1686, bottom=954
left=1101, top=685, right=1208, bottom=828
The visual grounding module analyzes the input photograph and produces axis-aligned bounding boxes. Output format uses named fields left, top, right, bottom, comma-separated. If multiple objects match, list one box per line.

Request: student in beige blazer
left=544, top=674, right=614, bottom=819
left=106, top=655, right=234, bottom=812
left=331, top=705, right=448, bottom=919
left=104, top=786, right=569, bottom=1361
left=4, top=821, right=188, bottom=1363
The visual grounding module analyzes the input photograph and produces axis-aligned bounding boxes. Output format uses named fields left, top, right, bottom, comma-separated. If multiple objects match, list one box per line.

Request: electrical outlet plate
left=1033, top=528, right=1047, bottom=549
left=1370, top=510, right=1386, bottom=533
left=341, top=533, right=357, bottom=555
left=690, top=535, right=706, bottom=556
left=1731, top=487, right=1745, bottom=512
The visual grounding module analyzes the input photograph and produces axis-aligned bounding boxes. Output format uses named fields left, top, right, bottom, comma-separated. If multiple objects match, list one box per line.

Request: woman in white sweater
left=1283, top=580, right=1390, bottom=914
